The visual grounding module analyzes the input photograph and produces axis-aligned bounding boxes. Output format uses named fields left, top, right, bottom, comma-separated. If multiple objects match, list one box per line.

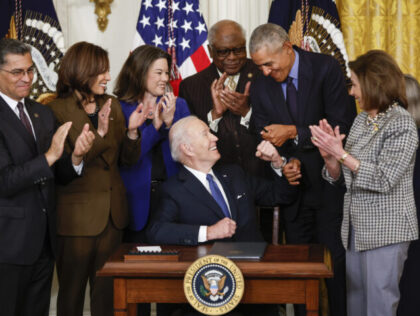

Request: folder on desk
left=209, top=242, right=267, bottom=260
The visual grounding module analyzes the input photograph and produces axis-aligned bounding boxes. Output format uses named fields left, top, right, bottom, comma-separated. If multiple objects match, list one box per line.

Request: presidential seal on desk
left=184, top=255, right=244, bottom=315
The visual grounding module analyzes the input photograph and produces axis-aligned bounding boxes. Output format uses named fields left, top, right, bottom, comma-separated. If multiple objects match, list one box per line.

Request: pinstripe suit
left=340, top=105, right=418, bottom=251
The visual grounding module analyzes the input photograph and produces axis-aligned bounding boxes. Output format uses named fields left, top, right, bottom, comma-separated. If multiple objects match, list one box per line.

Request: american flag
left=133, top=0, right=211, bottom=93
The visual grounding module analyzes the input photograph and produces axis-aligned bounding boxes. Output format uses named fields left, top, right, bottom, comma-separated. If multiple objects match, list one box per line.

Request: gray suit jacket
left=336, top=105, right=418, bottom=251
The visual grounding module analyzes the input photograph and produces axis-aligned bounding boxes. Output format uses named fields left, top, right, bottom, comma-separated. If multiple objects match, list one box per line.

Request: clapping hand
left=72, top=123, right=95, bottom=165
left=159, top=92, right=177, bottom=128
left=210, top=73, right=229, bottom=119
left=127, top=103, right=148, bottom=140
left=97, top=98, right=112, bottom=138
left=45, top=122, right=73, bottom=166
left=221, top=81, right=251, bottom=117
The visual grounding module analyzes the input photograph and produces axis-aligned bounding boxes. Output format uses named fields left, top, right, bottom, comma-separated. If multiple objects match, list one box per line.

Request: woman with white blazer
left=309, top=50, right=419, bottom=316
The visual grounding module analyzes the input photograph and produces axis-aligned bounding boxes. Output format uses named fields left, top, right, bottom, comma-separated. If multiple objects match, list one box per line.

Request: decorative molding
left=90, top=0, right=113, bottom=31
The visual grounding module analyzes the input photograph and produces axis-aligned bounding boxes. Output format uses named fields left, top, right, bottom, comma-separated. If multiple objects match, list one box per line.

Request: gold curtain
left=337, top=0, right=420, bottom=81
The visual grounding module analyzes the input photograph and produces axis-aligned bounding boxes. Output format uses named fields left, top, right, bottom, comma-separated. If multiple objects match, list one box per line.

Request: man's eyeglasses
left=0, top=66, right=37, bottom=78
left=213, top=46, right=246, bottom=58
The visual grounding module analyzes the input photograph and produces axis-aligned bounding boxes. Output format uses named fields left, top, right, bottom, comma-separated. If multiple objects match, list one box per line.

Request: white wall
left=49, top=1, right=272, bottom=314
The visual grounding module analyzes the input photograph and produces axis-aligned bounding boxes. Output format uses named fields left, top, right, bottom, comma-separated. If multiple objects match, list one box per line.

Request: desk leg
left=305, top=279, right=319, bottom=316
left=114, top=278, right=128, bottom=316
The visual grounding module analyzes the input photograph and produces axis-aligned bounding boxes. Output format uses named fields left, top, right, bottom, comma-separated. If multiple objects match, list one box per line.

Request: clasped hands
left=210, top=72, right=250, bottom=119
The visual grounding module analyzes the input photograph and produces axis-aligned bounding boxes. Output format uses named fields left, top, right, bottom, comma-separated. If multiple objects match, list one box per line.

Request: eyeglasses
left=0, top=66, right=36, bottom=78
left=213, top=46, right=246, bottom=58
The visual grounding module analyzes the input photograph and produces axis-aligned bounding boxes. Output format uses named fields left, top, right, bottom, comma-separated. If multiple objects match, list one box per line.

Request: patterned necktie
left=226, top=76, right=237, bottom=91
left=286, top=76, right=298, bottom=122
left=206, top=174, right=231, bottom=218
left=17, top=102, right=34, bottom=138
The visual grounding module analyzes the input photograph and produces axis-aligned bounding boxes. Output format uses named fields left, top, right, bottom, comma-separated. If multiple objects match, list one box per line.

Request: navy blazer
left=119, top=97, right=190, bottom=231
left=147, top=164, right=297, bottom=245
left=0, top=97, right=77, bottom=265
left=250, top=47, right=356, bottom=219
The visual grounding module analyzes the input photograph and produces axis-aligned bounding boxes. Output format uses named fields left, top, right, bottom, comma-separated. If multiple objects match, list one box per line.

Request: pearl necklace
left=366, top=101, right=397, bottom=133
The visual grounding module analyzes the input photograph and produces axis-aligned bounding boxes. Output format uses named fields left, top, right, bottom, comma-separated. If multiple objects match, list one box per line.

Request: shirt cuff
left=207, top=111, right=222, bottom=133
left=198, top=225, right=208, bottom=243
left=240, top=107, right=252, bottom=129
left=72, top=160, right=84, bottom=175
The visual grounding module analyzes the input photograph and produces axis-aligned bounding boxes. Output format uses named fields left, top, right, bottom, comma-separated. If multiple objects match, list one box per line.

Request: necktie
left=286, top=76, right=298, bottom=122
left=226, top=76, right=237, bottom=91
left=206, top=174, right=231, bottom=218
left=17, top=102, right=34, bottom=138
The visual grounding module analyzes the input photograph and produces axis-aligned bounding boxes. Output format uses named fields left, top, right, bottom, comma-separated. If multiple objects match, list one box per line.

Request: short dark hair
left=56, top=41, right=109, bottom=104
left=0, top=38, right=31, bottom=66
left=114, top=45, right=171, bottom=103
left=349, top=50, right=407, bottom=112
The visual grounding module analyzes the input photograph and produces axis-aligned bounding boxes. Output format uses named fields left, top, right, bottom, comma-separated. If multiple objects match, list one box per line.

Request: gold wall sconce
left=90, top=0, right=113, bottom=32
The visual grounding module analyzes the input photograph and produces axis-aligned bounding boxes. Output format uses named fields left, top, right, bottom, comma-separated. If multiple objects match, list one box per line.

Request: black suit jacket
left=0, top=97, right=77, bottom=265
left=147, top=164, right=297, bottom=245
left=250, top=47, right=356, bottom=220
left=179, top=60, right=265, bottom=176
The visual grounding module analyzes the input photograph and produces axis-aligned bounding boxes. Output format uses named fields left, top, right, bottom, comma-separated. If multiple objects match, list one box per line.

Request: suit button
left=235, top=144, right=240, bottom=148
left=42, top=208, right=46, bottom=213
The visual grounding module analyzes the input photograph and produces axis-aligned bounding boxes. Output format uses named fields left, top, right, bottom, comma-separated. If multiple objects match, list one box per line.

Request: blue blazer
left=119, top=97, right=190, bottom=231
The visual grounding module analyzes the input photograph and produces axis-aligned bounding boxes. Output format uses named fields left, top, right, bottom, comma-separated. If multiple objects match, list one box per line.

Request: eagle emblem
left=200, top=270, right=229, bottom=301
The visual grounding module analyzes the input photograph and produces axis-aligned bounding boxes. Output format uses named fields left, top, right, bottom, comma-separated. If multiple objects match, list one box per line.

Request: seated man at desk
left=147, top=116, right=298, bottom=245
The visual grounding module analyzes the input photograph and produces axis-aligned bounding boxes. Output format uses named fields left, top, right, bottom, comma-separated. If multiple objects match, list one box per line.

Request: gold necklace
left=366, top=102, right=397, bottom=133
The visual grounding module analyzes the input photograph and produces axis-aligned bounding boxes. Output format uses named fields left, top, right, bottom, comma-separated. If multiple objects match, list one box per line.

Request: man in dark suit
left=0, top=38, right=94, bottom=316
left=147, top=116, right=296, bottom=246
left=179, top=20, right=263, bottom=176
left=249, top=24, right=356, bottom=316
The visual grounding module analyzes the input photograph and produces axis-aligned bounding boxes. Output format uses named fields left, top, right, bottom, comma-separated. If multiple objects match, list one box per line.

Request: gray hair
left=249, top=23, right=289, bottom=54
left=0, top=38, right=31, bottom=66
left=169, top=116, right=199, bottom=163
left=208, top=20, right=246, bottom=46
left=405, top=74, right=420, bottom=127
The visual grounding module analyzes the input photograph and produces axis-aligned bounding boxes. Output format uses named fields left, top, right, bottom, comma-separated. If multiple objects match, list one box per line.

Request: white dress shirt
left=184, top=165, right=231, bottom=243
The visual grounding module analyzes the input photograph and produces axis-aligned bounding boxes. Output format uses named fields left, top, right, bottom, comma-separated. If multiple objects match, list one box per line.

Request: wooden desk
left=97, top=244, right=332, bottom=316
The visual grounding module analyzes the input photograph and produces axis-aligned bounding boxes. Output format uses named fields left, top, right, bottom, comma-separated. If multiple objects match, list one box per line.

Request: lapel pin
left=110, top=117, right=114, bottom=120
left=34, top=113, right=39, bottom=118
left=222, top=174, right=227, bottom=177
left=247, top=73, right=253, bottom=79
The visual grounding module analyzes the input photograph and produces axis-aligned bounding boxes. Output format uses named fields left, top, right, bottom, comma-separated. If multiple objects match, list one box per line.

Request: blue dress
left=119, top=97, right=190, bottom=231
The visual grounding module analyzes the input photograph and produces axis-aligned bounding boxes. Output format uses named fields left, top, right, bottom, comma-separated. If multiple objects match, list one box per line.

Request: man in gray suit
left=0, top=38, right=94, bottom=316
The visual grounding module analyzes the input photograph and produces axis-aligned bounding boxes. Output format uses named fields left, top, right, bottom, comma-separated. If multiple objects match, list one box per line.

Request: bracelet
left=338, top=151, right=349, bottom=164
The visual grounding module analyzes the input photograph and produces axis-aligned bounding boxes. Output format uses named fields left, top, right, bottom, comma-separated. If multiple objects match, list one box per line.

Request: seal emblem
left=184, top=255, right=244, bottom=315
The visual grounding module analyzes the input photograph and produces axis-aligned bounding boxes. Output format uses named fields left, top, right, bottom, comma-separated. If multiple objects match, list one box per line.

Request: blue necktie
left=286, top=76, right=298, bottom=122
left=206, top=174, right=231, bottom=218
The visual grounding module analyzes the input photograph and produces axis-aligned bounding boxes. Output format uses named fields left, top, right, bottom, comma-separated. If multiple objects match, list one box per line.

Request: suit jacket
left=147, top=164, right=297, bottom=245
left=119, top=97, right=190, bottom=231
left=179, top=60, right=265, bottom=176
left=48, top=94, right=141, bottom=236
left=339, top=106, right=419, bottom=251
left=250, top=47, right=356, bottom=220
left=0, top=97, right=77, bottom=265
